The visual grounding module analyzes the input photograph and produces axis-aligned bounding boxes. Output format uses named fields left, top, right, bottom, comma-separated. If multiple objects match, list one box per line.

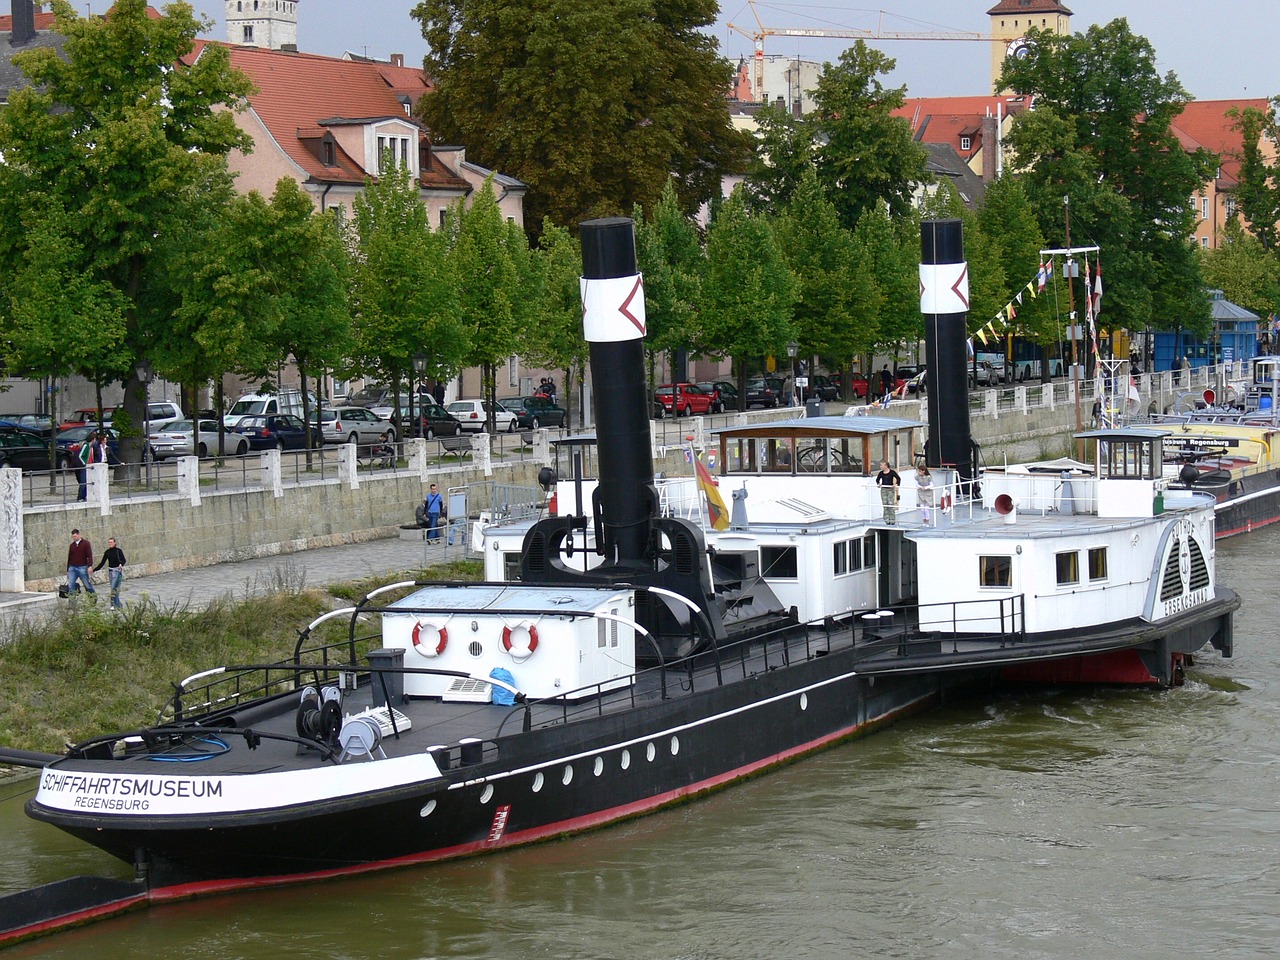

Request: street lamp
left=135, top=359, right=153, bottom=487
left=786, top=341, right=799, bottom=407
left=412, top=353, right=428, bottom=438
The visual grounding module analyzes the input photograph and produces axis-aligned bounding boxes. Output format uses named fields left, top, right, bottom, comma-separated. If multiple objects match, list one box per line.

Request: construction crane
left=726, top=1, right=997, bottom=104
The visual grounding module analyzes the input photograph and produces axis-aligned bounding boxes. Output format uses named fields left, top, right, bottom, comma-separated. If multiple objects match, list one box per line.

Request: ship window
left=850, top=538, right=863, bottom=570
left=502, top=553, right=521, bottom=581
left=979, top=555, right=1012, bottom=588
left=833, top=542, right=847, bottom=575
left=761, top=546, right=798, bottom=579
left=1056, top=551, right=1080, bottom=585
left=1088, top=547, right=1108, bottom=581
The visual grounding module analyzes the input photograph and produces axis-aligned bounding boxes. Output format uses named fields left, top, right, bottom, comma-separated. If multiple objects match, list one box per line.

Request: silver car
left=148, top=419, right=250, bottom=459
left=313, top=406, right=396, bottom=445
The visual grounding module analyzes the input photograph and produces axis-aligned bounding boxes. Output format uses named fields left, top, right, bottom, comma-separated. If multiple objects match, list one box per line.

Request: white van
left=224, top=389, right=309, bottom=428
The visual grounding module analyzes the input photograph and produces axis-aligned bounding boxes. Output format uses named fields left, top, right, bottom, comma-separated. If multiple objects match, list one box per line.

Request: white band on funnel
left=581, top=274, right=647, bottom=342
left=919, top=262, right=969, bottom=315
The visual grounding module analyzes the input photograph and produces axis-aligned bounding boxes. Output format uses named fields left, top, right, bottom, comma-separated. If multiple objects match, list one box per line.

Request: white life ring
left=412, top=621, right=448, bottom=657
left=502, top=623, right=539, bottom=657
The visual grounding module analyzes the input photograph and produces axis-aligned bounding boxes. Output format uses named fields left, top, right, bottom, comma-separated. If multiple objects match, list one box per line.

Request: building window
left=960, top=136, right=972, bottom=151
left=243, top=25, right=253, bottom=42
left=1088, top=547, right=1108, bottom=581
left=1055, top=551, right=1079, bottom=585
left=321, top=139, right=335, bottom=166
left=979, top=556, right=1012, bottom=588
left=761, top=546, right=798, bottom=580
left=1202, top=237, right=1210, bottom=248
left=377, top=136, right=389, bottom=171
left=1201, top=197, right=1209, bottom=220
left=1226, top=196, right=1237, bottom=218
left=439, top=209, right=447, bottom=228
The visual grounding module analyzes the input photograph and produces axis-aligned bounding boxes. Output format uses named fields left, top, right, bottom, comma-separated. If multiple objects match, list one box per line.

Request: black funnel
left=580, top=218, right=658, bottom=569
left=920, top=219, right=975, bottom=485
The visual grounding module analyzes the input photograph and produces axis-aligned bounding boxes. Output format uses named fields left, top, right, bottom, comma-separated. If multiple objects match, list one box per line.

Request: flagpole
left=1063, top=196, right=1082, bottom=459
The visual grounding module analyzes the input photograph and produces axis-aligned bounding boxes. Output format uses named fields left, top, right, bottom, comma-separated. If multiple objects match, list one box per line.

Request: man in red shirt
left=66, top=528, right=97, bottom=599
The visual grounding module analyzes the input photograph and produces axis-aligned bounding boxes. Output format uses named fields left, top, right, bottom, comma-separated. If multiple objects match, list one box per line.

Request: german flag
left=694, top=456, right=730, bottom=530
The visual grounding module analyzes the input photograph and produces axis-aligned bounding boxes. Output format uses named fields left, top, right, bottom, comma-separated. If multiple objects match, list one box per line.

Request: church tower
left=987, top=1, right=1072, bottom=93
left=225, top=0, right=299, bottom=51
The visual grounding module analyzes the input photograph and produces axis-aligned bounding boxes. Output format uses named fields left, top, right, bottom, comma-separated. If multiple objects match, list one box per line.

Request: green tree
left=0, top=0, right=253, bottom=469
left=741, top=103, right=817, bottom=214
left=811, top=42, right=929, bottom=230
left=851, top=203, right=919, bottom=361
left=448, top=184, right=537, bottom=429
left=1230, top=101, right=1280, bottom=252
left=416, top=0, right=748, bottom=233
left=526, top=220, right=589, bottom=426
left=635, top=181, right=704, bottom=394
left=349, top=165, right=462, bottom=429
left=774, top=168, right=878, bottom=390
left=1001, top=19, right=1216, bottom=336
left=1199, top=219, right=1280, bottom=318
left=700, top=189, right=797, bottom=398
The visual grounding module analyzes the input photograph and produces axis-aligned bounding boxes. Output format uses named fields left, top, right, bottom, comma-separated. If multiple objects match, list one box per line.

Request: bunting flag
left=1092, top=259, right=1103, bottom=315
left=694, top=455, right=729, bottom=530
left=1005, top=304, right=1017, bottom=321
left=1036, top=260, right=1051, bottom=292
left=975, top=327, right=988, bottom=346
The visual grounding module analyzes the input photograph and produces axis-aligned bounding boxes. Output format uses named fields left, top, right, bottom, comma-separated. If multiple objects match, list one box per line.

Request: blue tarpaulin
left=489, top=668, right=517, bottom=705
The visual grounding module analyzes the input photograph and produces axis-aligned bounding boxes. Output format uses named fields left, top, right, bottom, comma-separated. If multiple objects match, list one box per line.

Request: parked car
left=60, top=401, right=184, bottom=432
left=148, top=419, right=251, bottom=459
left=710, top=381, right=740, bottom=409
left=500, top=395, right=569, bottom=429
left=744, top=377, right=785, bottom=408
left=223, top=391, right=307, bottom=428
left=799, top=375, right=839, bottom=402
left=55, top=426, right=120, bottom=461
left=0, top=431, right=74, bottom=471
left=693, top=382, right=729, bottom=414
left=0, top=413, right=54, bottom=438
left=312, top=406, right=396, bottom=445
left=418, top=402, right=463, bottom=439
left=655, top=382, right=718, bottom=417
left=970, top=360, right=1006, bottom=388
left=893, top=366, right=926, bottom=394
left=230, top=414, right=311, bottom=451
left=447, top=399, right=517, bottom=433
left=346, top=384, right=393, bottom=408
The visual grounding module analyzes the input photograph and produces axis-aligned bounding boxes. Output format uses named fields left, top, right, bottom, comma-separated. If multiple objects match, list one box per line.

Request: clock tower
left=226, top=0, right=299, bottom=51
left=987, top=1, right=1072, bottom=93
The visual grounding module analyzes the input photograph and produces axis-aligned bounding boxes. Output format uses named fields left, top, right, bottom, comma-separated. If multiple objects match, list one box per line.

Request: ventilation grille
left=346, top=705, right=412, bottom=734
left=1159, top=542, right=1183, bottom=601
left=525, top=530, right=546, bottom=575
left=1189, top=538, right=1210, bottom=591
left=442, top=678, right=492, bottom=703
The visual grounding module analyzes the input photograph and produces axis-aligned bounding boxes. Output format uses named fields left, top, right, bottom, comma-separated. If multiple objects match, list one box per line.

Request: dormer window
left=322, top=138, right=336, bottom=167
left=960, top=136, right=972, bottom=151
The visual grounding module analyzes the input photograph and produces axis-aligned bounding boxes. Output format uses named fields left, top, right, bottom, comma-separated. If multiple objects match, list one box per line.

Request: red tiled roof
left=200, top=43, right=463, bottom=189
left=986, top=1, right=1073, bottom=14
left=1172, top=98, right=1271, bottom=186
left=0, top=10, right=55, bottom=30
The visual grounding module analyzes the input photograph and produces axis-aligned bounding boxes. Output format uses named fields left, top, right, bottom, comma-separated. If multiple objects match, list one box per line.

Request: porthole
left=800, top=692, right=808, bottom=711
left=669, top=736, right=680, bottom=756
left=620, top=749, right=631, bottom=770
left=646, top=742, right=656, bottom=762
left=532, top=772, right=544, bottom=792
left=468, top=640, right=483, bottom=657
left=419, top=799, right=437, bottom=818
left=562, top=764, right=574, bottom=785
left=593, top=756, right=604, bottom=776
left=480, top=784, right=494, bottom=804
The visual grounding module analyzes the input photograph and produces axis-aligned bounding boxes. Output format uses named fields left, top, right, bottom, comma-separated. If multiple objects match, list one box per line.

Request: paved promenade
left=0, top=534, right=467, bottom=630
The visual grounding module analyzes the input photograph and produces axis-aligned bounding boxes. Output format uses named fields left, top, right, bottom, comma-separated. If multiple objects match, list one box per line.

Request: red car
left=654, top=382, right=717, bottom=417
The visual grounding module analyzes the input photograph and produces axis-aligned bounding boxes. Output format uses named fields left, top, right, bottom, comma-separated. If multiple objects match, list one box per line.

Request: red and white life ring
left=412, top=621, right=448, bottom=657
left=502, top=623, right=539, bottom=657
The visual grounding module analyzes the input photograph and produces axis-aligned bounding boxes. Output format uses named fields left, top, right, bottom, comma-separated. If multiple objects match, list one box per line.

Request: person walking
left=424, top=483, right=445, bottom=543
left=66, top=528, right=97, bottom=599
left=77, top=430, right=110, bottom=501
left=92, top=536, right=127, bottom=609
left=880, top=365, right=894, bottom=400
left=875, top=460, right=901, bottom=525
left=915, top=465, right=934, bottom=525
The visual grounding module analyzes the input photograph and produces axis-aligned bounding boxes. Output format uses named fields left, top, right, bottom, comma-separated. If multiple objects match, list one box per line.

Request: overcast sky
left=179, top=0, right=1270, bottom=103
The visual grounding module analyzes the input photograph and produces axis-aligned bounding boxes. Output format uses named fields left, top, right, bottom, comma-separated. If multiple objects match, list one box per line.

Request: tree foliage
left=0, top=0, right=253, bottom=465
left=1230, top=101, right=1280, bottom=253
left=1001, top=19, right=1216, bottom=336
left=415, top=0, right=749, bottom=233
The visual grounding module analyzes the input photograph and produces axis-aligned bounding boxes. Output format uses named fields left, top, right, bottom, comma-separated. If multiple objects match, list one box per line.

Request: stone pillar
left=472, top=432, right=492, bottom=477
left=176, top=455, right=201, bottom=505
left=87, top=462, right=111, bottom=515
left=532, top=428, right=551, bottom=465
left=337, top=443, right=360, bottom=490
left=261, top=448, right=283, bottom=497
left=406, top=437, right=428, bottom=480
left=0, top=467, right=23, bottom=592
